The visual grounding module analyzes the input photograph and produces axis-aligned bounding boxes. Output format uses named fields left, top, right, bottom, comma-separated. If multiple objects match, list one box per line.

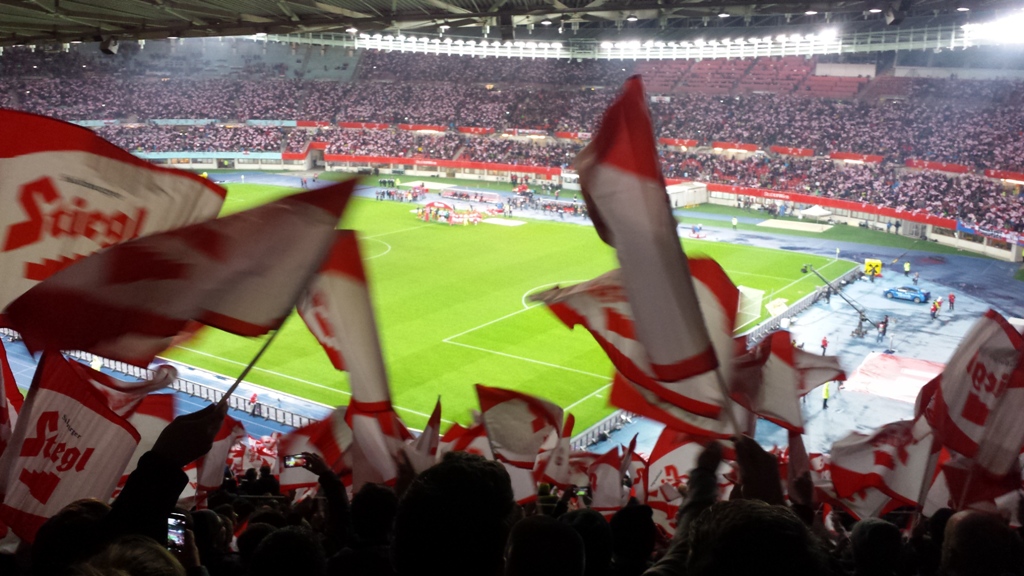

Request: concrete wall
left=815, top=62, right=877, bottom=78
left=895, top=66, right=1024, bottom=80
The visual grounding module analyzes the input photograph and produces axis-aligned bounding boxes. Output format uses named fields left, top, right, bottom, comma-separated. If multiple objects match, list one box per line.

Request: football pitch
left=161, top=182, right=856, bottom=431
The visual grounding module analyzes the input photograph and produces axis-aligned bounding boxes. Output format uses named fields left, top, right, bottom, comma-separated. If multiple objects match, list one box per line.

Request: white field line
left=443, top=340, right=609, bottom=380
left=362, top=238, right=392, bottom=260
left=364, top=225, right=432, bottom=239
left=442, top=305, right=538, bottom=342
left=176, top=346, right=448, bottom=422
left=733, top=258, right=849, bottom=331
left=565, top=383, right=613, bottom=411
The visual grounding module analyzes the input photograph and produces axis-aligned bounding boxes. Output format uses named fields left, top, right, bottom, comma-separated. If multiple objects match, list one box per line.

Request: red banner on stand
left=338, top=122, right=390, bottom=130
left=984, top=169, right=1024, bottom=182
left=296, top=121, right=332, bottom=127
left=705, top=183, right=956, bottom=228
left=905, top=159, right=970, bottom=174
left=658, top=138, right=699, bottom=147
left=830, top=151, right=884, bottom=163
left=556, top=131, right=594, bottom=140
left=458, top=127, right=495, bottom=135
left=770, top=145, right=815, bottom=157
left=397, top=124, right=447, bottom=132
left=322, top=154, right=561, bottom=176
left=712, top=141, right=758, bottom=152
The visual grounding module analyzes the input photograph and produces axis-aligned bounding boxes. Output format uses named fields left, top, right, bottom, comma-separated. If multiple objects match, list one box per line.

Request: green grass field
left=162, top=180, right=856, bottom=430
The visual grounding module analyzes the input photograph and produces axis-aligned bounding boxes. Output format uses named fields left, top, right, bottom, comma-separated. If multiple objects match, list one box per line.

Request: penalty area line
left=175, top=346, right=448, bottom=423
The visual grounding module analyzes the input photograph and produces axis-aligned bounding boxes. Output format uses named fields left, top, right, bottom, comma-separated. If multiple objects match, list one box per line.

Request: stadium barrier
left=905, top=159, right=970, bottom=174
left=0, top=328, right=315, bottom=430
left=769, top=145, right=815, bottom=157
left=570, top=410, right=637, bottom=451
left=657, top=137, right=698, bottom=147
left=739, top=266, right=864, bottom=346
left=712, top=141, right=759, bottom=152
left=830, top=151, right=885, bottom=163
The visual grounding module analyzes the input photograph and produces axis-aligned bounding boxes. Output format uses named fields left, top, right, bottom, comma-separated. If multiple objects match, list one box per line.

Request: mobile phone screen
left=284, top=454, right=307, bottom=468
left=167, top=514, right=186, bottom=551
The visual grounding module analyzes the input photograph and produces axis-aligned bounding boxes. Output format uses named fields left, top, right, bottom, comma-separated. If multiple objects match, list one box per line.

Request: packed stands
left=4, top=45, right=1024, bottom=230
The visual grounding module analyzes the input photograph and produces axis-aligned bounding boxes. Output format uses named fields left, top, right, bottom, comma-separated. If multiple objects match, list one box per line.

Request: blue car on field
left=883, top=286, right=932, bottom=303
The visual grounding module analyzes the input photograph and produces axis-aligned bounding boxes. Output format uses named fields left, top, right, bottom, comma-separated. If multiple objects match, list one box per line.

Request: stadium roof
left=1, top=0, right=1021, bottom=47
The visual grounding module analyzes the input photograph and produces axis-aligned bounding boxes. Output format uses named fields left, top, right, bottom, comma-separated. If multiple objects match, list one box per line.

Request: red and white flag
left=4, top=180, right=357, bottom=367
left=922, top=451, right=1018, bottom=515
left=477, top=385, right=563, bottom=503
left=535, top=414, right=575, bottom=488
left=830, top=417, right=937, bottom=507
left=0, top=110, right=226, bottom=313
left=532, top=264, right=730, bottom=418
left=575, top=76, right=716, bottom=384
left=0, top=351, right=140, bottom=542
left=115, top=393, right=175, bottom=496
left=277, top=409, right=354, bottom=489
left=588, top=444, right=632, bottom=518
left=645, top=428, right=736, bottom=533
left=923, top=309, right=1024, bottom=476
left=298, top=230, right=390, bottom=403
left=348, top=403, right=411, bottom=489
left=610, top=371, right=750, bottom=439
left=69, top=361, right=177, bottom=418
left=731, top=330, right=846, bottom=432
left=627, top=442, right=650, bottom=504
left=404, top=398, right=442, bottom=474
left=0, top=340, right=24, bottom=460
left=242, top=434, right=281, bottom=473
left=197, top=415, right=245, bottom=491
left=438, top=422, right=493, bottom=460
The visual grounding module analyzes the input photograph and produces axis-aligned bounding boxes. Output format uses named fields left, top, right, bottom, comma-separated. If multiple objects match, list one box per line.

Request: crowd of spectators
left=461, top=138, right=583, bottom=167
left=9, top=70, right=1024, bottom=173
left=358, top=49, right=633, bottom=86
left=660, top=151, right=1023, bottom=231
left=97, top=125, right=283, bottom=153
left=323, top=129, right=464, bottom=158
left=8, top=402, right=1023, bottom=576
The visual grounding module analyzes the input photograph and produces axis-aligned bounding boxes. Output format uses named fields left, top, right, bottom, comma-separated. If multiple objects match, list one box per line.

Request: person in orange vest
left=821, top=336, right=828, bottom=356
left=948, top=292, right=956, bottom=311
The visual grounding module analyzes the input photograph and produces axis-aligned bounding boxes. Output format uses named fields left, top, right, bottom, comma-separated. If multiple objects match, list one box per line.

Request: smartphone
left=283, top=454, right=307, bottom=468
left=167, top=512, right=187, bottom=552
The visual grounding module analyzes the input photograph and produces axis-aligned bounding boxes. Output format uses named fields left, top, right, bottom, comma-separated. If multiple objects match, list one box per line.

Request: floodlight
left=626, top=14, right=638, bottom=22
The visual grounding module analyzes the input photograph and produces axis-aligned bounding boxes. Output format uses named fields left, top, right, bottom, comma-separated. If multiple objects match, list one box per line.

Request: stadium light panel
left=419, top=37, right=429, bottom=42
left=552, top=42, right=563, bottom=48
left=718, top=12, right=729, bottom=18
left=956, top=6, right=970, bottom=11
left=868, top=8, right=883, bottom=12
left=964, top=13, right=1024, bottom=43
left=626, top=14, right=638, bottom=22
left=444, top=37, right=453, bottom=43
left=819, top=29, right=838, bottom=41
left=346, top=27, right=358, bottom=33
left=805, top=10, right=818, bottom=15
left=601, top=41, right=613, bottom=48
left=541, top=19, right=552, bottom=25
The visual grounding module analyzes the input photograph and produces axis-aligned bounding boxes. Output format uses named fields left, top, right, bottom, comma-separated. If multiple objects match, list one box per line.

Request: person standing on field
left=948, top=293, right=955, bottom=311
left=904, top=261, right=911, bottom=276
left=822, top=382, right=830, bottom=410
left=821, top=336, right=828, bottom=356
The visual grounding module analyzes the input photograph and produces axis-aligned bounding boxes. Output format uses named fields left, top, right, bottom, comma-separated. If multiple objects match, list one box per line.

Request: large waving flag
left=532, top=262, right=732, bottom=418
left=0, top=351, right=140, bottom=542
left=830, top=417, right=937, bottom=507
left=4, top=180, right=356, bottom=367
left=923, top=309, right=1024, bottom=476
left=197, top=415, right=246, bottom=491
left=0, top=340, right=24, bottom=461
left=297, top=230, right=389, bottom=402
left=115, top=393, right=175, bottom=497
left=588, top=443, right=633, bottom=518
left=535, top=414, right=575, bottom=487
left=645, top=428, right=735, bottom=534
left=404, top=398, right=442, bottom=473
left=68, top=361, right=177, bottom=418
left=477, top=385, right=563, bottom=503
left=297, top=229, right=410, bottom=485
left=0, top=110, right=225, bottom=313
left=575, top=76, right=715, bottom=383
left=730, top=330, right=846, bottom=432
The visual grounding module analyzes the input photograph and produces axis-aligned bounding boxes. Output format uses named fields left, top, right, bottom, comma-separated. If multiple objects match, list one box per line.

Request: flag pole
left=221, top=321, right=286, bottom=402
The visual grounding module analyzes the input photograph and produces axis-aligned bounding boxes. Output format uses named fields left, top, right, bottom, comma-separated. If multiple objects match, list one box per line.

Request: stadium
left=1, top=0, right=1024, bottom=574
